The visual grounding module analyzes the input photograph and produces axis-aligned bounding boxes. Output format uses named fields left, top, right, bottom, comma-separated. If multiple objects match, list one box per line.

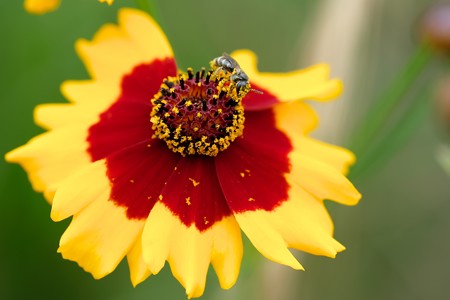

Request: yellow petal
left=141, top=202, right=243, bottom=298
left=231, top=49, right=342, bottom=102
left=54, top=71, right=155, bottom=131
left=288, top=152, right=361, bottom=205
left=58, top=189, right=144, bottom=279
left=51, top=160, right=109, bottom=222
left=273, top=101, right=319, bottom=135
left=234, top=211, right=304, bottom=271
left=76, top=31, right=145, bottom=85
left=273, top=100, right=355, bottom=174
left=61, top=80, right=118, bottom=104
left=210, top=216, right=243, bottom=290
left=235, top=183, right=346, bottom=268
left=127, top=238, right=152, bottom=287
left=24, top=0, right=60, bottom=15
left=5, top=126, right=91, bottom=201
left=76, top=8, right=173, bottom=85
left=59, top=80, right=121, bottom=120
left=99, top=0, right=114, bottom=5
left=34, top=101, right=108, bottom=130
left=297, top=136, right=355, bottom=174
left=119, top=8, right=173, bottom=62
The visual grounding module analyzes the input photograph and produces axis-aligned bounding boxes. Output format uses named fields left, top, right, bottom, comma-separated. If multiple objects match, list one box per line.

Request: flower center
left=150, top=68, right=246, bottom=156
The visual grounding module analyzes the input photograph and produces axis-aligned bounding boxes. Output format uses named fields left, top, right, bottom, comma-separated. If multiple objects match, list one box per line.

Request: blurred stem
left=134, top=0, right=161, bottom=23
left=350, top=87, right=431, bottom=180
left=436, top=145, right=450, bottom=177
left=349, top=44, right=433, bottom=155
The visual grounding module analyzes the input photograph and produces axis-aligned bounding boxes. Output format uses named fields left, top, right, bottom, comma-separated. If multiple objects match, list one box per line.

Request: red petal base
left=86, top=59, right=292, bottom=230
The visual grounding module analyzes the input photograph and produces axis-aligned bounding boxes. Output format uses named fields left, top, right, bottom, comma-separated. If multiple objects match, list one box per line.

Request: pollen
left=189, top=178, right=200, bottom=187
left=185, top=197, right=191, bottom=205
left=150, top=65, right=248, bottom=157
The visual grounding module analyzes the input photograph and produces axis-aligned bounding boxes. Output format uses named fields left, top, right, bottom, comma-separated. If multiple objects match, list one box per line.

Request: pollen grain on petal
left=189, top=178, right=200, bottom=187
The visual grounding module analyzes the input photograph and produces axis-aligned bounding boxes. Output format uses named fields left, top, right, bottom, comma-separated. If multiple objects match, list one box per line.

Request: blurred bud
left=436, top=76, right=450, bottom=127
left=420, top=4, right=450, bottom=53
left=23, top=0, right=60, bottom=15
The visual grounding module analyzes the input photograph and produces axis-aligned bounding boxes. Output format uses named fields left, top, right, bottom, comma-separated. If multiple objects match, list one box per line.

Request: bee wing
left=221, top=53, right=240, bottom=69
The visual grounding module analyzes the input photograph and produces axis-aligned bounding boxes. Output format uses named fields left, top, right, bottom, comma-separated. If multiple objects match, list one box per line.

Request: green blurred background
left=1, top=0, right=450, bottom=299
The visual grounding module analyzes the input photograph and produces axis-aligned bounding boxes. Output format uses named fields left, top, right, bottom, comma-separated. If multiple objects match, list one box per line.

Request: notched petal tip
left=74, top=8, right=174, bottom=86
left=57, top=196, right=144, bottom=280
left=127, top=239, right=152, bottom=287
left=142, top=203, right=244, bottom=298
left=74, top=39, right=94, bottom=76
left=56, top=244, right=108, bottom=280
left=184, top=284, right=205, bottom=299
left=288, top=152, right=361, bottom=206
left=33, top=103, right=74, bottom=130
left=333, top=239, right=346, bottom=254
left=4, top=144, right=48, bottom=193
left=234, top=181, right=351, bottom=267
left=129, top=272, right=151, bottom=288
left=210, top=217, right=243, bottom=290
left=51, top=160, right=110, bottom=222
left=234, top=212, right=305, bottom=271
left=117, top=7, right=174, bottom=61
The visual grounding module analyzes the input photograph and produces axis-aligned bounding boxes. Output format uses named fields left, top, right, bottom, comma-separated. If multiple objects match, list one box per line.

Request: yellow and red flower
left=23, top=0, right=112, bottom=15
left=6, top=8, right=361, bottom=298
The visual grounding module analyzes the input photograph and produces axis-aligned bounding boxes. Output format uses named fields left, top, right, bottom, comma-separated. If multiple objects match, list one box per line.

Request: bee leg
left=236, top=81, right=251, bottom=97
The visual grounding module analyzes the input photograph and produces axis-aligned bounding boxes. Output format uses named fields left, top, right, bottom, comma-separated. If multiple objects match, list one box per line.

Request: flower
left=23, top=0, right=60, bottom=14
left=23, top=0, right=112, bottom=15
left=420, top=3, right=450, bottom=53
left=6, top=8, right=361, bottom=298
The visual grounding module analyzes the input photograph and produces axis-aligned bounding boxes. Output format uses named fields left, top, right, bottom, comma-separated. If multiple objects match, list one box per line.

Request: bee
left=210, top=53, right=262, bottom=96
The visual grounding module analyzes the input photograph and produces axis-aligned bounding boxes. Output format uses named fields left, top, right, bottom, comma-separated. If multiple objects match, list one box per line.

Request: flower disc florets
left=151, top=68, right=245, bottom=156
